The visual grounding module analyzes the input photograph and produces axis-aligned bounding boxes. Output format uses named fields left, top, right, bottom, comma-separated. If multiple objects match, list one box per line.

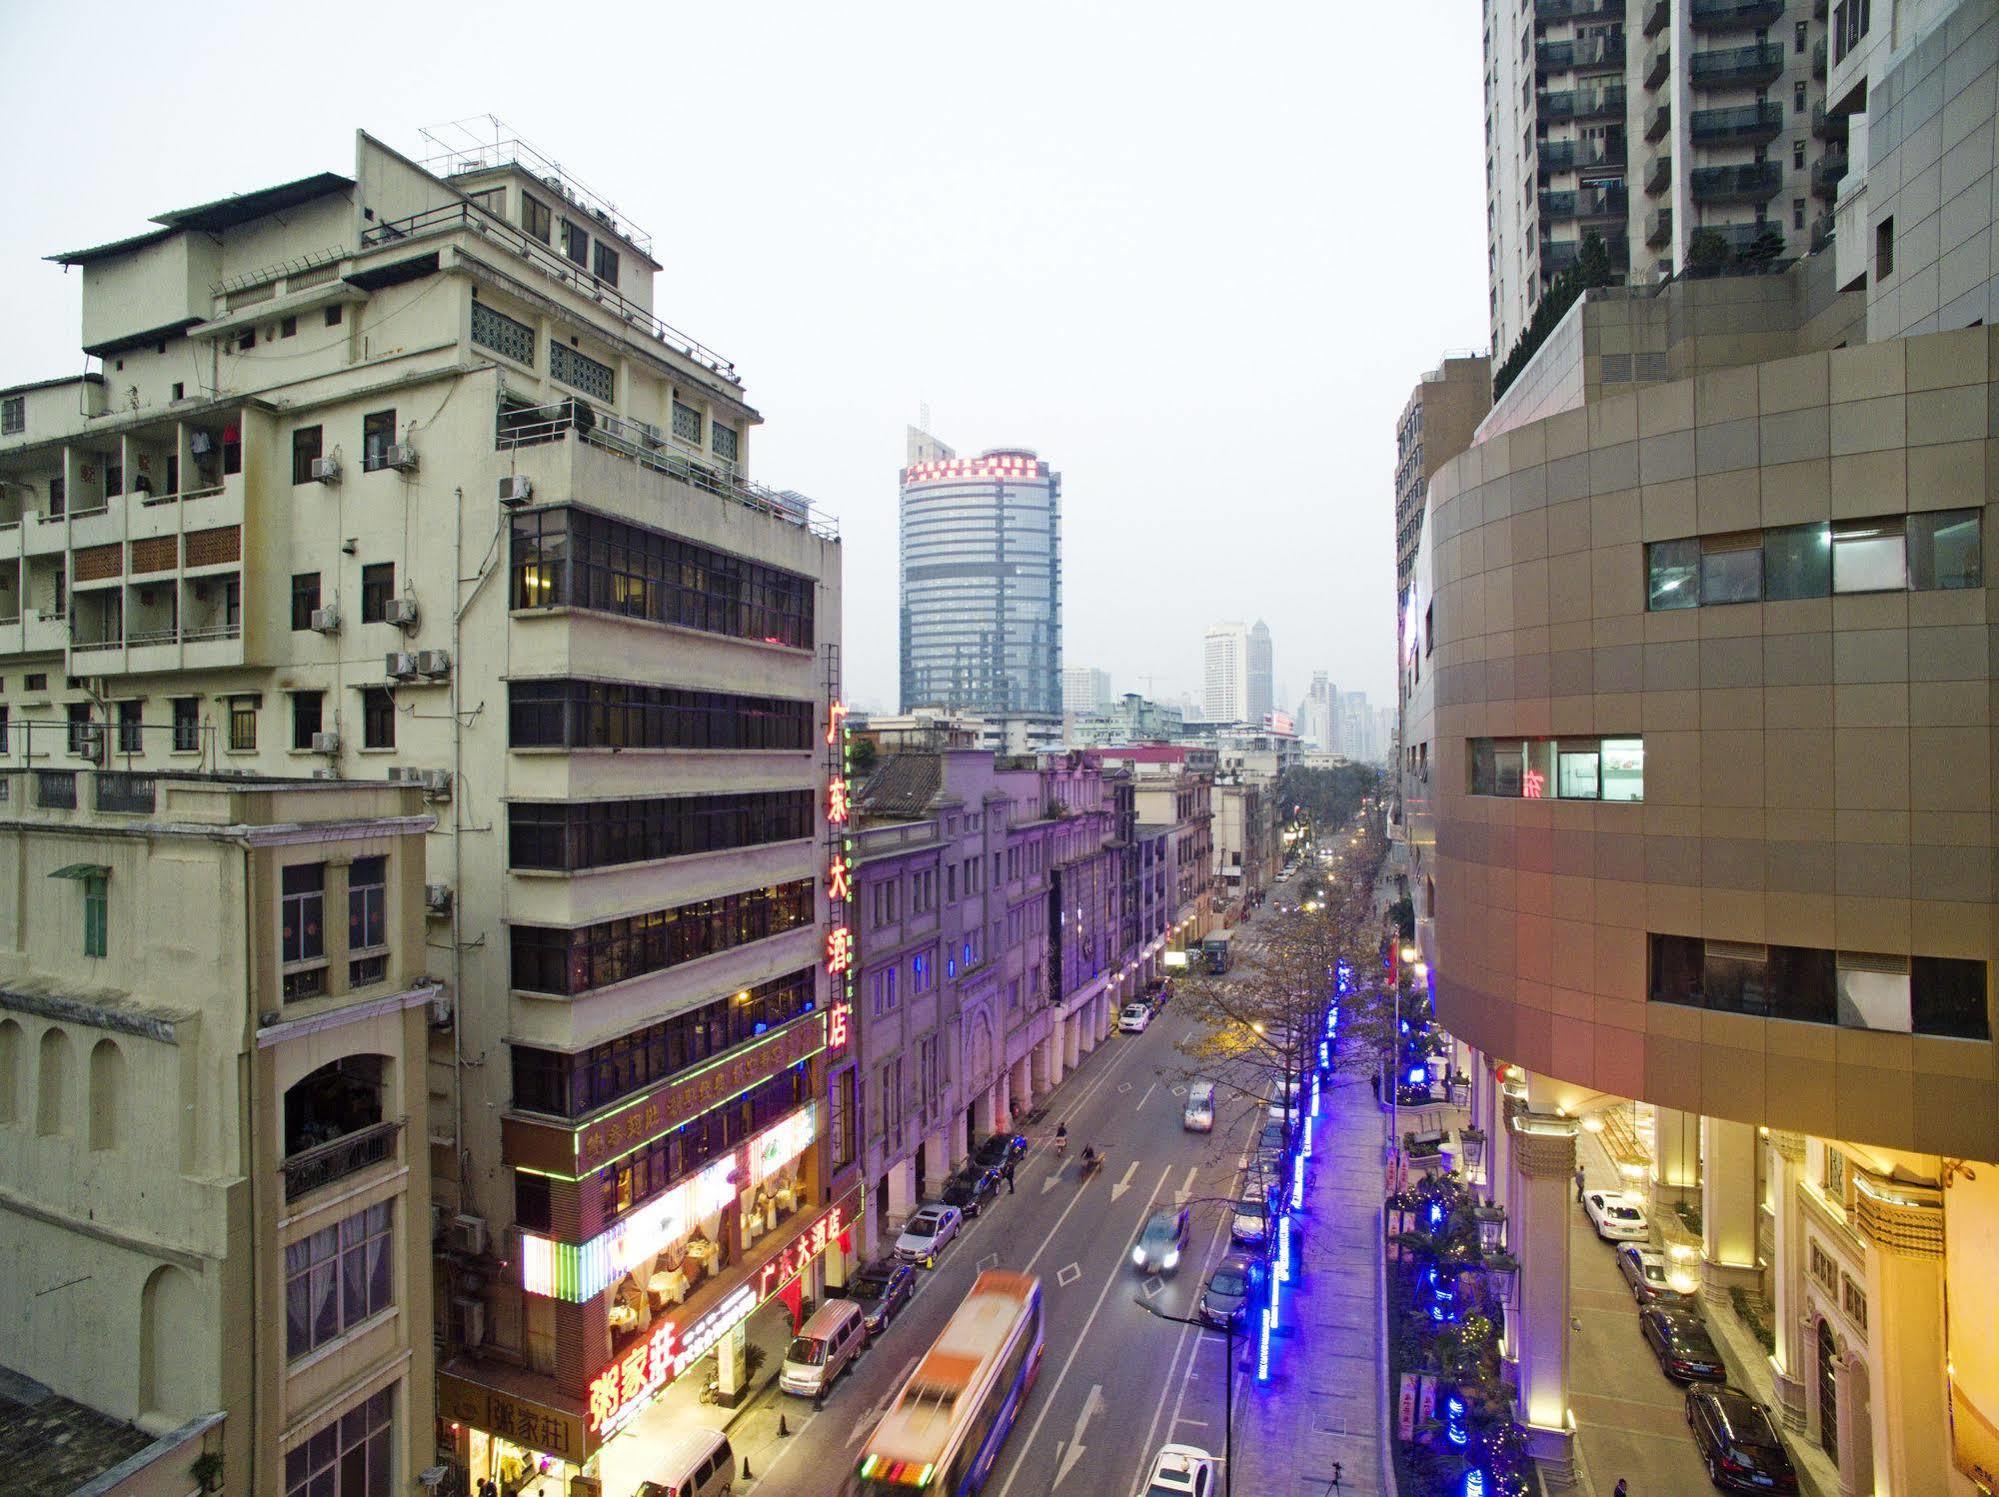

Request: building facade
left=1395, top=356, right=1494, bottom=630
left=1061, top=665, right=1113, bottom=717
left=898, top=428, right=1062, bottom=717
left=1247, top=620, right=1275, bottom=726
left=1203, top=621, right=1251, bottom=723
left=0, top=773, right=437, bottom=1497
left=0, top=128, right=849, bottom=1488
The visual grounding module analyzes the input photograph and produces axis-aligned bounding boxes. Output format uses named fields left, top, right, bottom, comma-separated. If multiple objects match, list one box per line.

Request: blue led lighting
left=1256, top=1303, right=1273, bottom=1382
left=1463, top=1471, right=1487, bottom=1497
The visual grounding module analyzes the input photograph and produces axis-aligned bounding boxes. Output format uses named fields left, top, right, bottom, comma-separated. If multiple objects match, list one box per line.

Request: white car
left=893, top=1203, right=963, bottom=1266
left=1143, top=1443, right=1218, bottom=1497
left=1582, top=1190, right=1649, bottom=1242
left=1118, top=1003, right=1152, bottom=1033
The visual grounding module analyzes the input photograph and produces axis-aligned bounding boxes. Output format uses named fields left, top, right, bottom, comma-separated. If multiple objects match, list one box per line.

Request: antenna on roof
left=920, top=399, right=931, bottom=433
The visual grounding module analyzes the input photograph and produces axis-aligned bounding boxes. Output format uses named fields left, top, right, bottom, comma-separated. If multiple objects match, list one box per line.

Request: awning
left=48, top=864, right=110, bottom=881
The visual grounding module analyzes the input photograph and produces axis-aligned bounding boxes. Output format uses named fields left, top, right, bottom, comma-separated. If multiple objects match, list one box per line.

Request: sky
left=0, top=0, right=1488, bottom=714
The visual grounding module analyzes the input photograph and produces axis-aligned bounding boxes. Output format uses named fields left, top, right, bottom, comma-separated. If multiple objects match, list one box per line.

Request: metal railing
left=1690, top=0, right=1785, bottom=27
left=183, top=622, right=242, bottom=643
left=1690, top=161, right=1785, bottom=202
left=1645, top=154, right=1673, bottom=196
left=1689, top=101, right=1784, bottom=143
left=94, top=772, right=156, bottom=814
left=1813, top=151, right=1850, bottom=197
left=361, top=201, right=738, bottom=382
left=282, top=1118, right=403, bottom=1202
left=34, top=771, right=77, bottom=809
left=496, top=400, right=839, bottom=540
left=1690, top=41, right=1785, bottom=86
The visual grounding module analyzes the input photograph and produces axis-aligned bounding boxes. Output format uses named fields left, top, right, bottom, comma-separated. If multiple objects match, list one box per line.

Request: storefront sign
left=755, top=1197, right=851, bottom=1301
left=437, top=1373, right=588, bottom=1463
left=1397, top=1372, right=1418, bottom=1441
left=825, top=699, right=855, bottom=1049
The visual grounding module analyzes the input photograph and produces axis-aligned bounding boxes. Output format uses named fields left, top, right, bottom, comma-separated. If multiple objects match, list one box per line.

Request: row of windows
left=284, top=688, right=397, bottom=750
left=1468, top=736, right=1645, bottom=801
left=282, top=858, right=390, bottom=1000
left=507, top=679, right=813, bottom=752
left=284, top=1384, right=394, bottom=1497
left=510, top=880, right=814, bottom=996
left=595, top=1067, right=809, bottom=1227
left=508, top=790, right=813, bottom=872
left=1646, top=511, right=1981, bottom=611
left=509, top=507, right=814, bottom=649
left=289, top=564, right=400, bottom=629
left=509, top=968, right=816, bottom=1119
left=1649, top=934, right=1988, bottom=1039
left=289, top=405, right=401, bottom=483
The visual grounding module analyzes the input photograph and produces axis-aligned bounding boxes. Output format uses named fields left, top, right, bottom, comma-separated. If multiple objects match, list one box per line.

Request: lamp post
left=1136, top=1296, right=1240, bottom=1497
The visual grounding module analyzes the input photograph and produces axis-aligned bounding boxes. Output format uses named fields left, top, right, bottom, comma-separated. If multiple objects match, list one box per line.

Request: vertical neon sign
left=824, top=697, right=854, bottom=1051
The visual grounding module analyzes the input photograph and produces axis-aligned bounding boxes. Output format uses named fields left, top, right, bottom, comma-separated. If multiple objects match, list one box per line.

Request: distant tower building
left=899, top=427, right=1062, bottom=715
left=1247, top=620, right=1274, bottom=725
left=1062, top=666, right=1113, bottom=716
left=1203, top=621, right=1250, bottom=722
left=1302, top=672, right=1339, bottom=753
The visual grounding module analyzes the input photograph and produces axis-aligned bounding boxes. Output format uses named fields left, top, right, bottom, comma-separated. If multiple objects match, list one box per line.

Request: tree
left=1686, top=227, right=1732, bottom=274
left=1277, top=763, right=1380, bottom=833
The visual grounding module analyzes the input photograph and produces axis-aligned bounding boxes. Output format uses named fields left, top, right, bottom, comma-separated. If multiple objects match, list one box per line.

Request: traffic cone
left=740, top=1458, right=752, bottom=1480
left=778, top=1413, right=791, bottom=1438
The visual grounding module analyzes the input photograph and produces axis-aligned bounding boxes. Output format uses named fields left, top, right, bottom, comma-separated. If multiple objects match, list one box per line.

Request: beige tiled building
left=0, top=772, right=438, bottom=1497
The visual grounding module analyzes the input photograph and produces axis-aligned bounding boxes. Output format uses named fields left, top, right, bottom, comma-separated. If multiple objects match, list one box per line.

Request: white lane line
left=1128, top=1209, right=1233, bottom=1497
left=1176, top=1164, right=1199, bottom=1202
left=994, top=1165, right=1174, bottom=1497
left=1134, top=1080, right=1158, bottom=1112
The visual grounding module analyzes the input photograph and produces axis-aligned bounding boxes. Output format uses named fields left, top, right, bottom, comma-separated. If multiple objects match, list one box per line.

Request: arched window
left=36, top=1028, right=72, bottom=1137
left=89, top=1038, right=125, bottom=1151
left=139, top=1264, right=197, bottom=1421
left=0, top=1019, right=20, bottom=1124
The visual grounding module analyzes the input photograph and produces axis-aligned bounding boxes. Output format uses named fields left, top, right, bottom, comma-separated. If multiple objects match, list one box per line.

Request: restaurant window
left=362, top=687, right=395, bottom=749
left=1763, top=522, right=1832, bottom=600
left=283, top=1386, right=395, bottom=1497
left=349, top=855, right=387, bottom=953
left=1832, top=519, right=1906, bottom=593
left=1701, top=532, right=1763, bottom=605
left=1646, top=537, right=1700, bottom=610
left=361, top=563, right=394, bottom=623
left=291, top=691, right=323, bottom=751
left=292, top=425, right=323, bottom=485
left=282, top=864, right=326, bottom=965
left=1907, top=508, right=1982, bottom=590
left=522, top=194, right=552, bottom=243
left=291, top=573, right=321, bottom=631
left=360, top=410, right=397, bottom=472
left=172, top=697, right=199, bottom=752
left=284, top=1205, right=393, bottom=1359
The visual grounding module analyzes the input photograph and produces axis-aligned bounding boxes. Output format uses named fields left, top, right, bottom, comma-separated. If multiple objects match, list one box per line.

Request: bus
left=1202, top=930, right=1235, bottom=974
left=852, top=1270, right=1045, bottom=1496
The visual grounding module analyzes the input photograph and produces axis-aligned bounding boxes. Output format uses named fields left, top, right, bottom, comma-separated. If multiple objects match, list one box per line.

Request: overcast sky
left=1, top=0, right=1486, bottom=714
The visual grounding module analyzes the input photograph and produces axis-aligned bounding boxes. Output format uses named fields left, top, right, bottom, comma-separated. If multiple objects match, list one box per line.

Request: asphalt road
left=746, top=917, right=1287, bottom=1497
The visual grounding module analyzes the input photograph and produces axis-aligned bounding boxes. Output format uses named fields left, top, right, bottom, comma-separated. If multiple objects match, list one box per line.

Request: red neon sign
left=828, top=1002, right=851, bottom=1051
left=1522, top=769, right=1545, bottom=799
left=826, top=927, right=853, bottom=976
left=828, top=854, right=852, bottom=903
left=826, top=699, right=848, bottom=746
left=757, top=1200, right=849, bottom=1300
left=827, top=776, right=850, bottom=825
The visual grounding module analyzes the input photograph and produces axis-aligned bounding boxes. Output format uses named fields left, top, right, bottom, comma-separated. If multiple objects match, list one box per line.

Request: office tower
left=1062, top=665, right=1114, bottom=716
left=1247, top=619, right=1275, bottom=724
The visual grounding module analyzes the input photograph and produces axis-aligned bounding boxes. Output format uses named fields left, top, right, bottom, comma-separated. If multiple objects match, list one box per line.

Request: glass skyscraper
left=899, top=427, right=1062, bottom=715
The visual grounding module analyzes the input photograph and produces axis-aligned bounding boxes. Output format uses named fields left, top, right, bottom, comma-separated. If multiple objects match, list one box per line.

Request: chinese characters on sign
left=824, top=698, right=854, bottom=1055
left=828, top=1003, right=850, bottom=1050
left=1521, top=768, right=1545, bottom=799
left=757, top=1198, right=849, bottom=1299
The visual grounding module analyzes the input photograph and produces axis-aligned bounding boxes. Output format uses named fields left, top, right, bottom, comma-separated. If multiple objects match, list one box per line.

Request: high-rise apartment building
left=1299, top=672, right=1340, bottom=753
left=1061, top=664, right=1113, bottom=716
left=1203, top=620, right=1259, bottom=722
left=899, top=428, right=1062, bottom=716
left=1394, top=355, right=1492, bottom=624
left=1484, top=0, right=1836, bottom=370
left=0, top=127, right=849, bottom=1488
left=1247, top=619, right=1275, bottom=725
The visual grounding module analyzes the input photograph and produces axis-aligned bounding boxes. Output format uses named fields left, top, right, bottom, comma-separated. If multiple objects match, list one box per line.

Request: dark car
left=842, top=1259, right=915, bottom=1336
left=1198, top=1255, right=1261, bottom=1329
left=1686, top=1385, right=1800, bottom=1492
left=941, top=1163, right=1001, bottom=1218
left=972, top=1131, right=1027, bottom=1171
left=1254, top=1119, right=1292, bottom=1172
left=1639, top=1305, right=1727, bottom=1383
left=1131, top=1207, right=1192, bottom=1274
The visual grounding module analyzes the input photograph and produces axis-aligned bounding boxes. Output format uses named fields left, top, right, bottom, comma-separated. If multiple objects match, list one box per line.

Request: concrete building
left=1299, top=672, right=1340, bottom=754
left=1485, top=0, right=1837, bottom=371
left=1212, top=774, right=1281, bottom=910
left=899, top=430, right=1062, bottom=717
left=1089, top=746, right=1218, bottom=953
left=1402, top=6, right=1999, bottom=1489
left=0, top=126, right=848, bottom=1486
left=1203, top=621, right=1251, bottom=723
left=1066, top=691, right=1187, bottom=749
left=1395, top=356, right=1493, bottom=632
left=1247, top=620, right=1275, bottom=725
left=0, top=773, right=437, bottom=1497
left=1061, top=665, right=1113, bottom=717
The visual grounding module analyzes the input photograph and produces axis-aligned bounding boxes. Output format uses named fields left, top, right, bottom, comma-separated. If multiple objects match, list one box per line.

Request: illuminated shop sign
left=825, top=698, right=854, bottom=1054
left=756, top=1197, right=850, bottom=1300
left=749, top=1106, right=817, bottom=1187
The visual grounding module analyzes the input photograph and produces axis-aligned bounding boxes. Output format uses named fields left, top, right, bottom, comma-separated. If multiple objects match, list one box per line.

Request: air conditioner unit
left=429, top=991, right=454, bottom=1028
left=415, top=648, right=451, bottom=677
left=310, top=731, right=340, bottom=754
left=385, top=651, right=418, bottom=680
left=424, top=881, right=454, bottom=914
left=309, top=456, right=342, bottom=485
left=311, top=767, right=338, bottom=780
left=309, top=605, right=340, bottom=634
left=497, top=475, right=533, bottom=506
left=382, top=444, right=419, bottom=472
left=449, top=1214, right=488, bottom=1257
left=420, top=768, right=453, bottom=799
left=384, top=597, right=419, bottom=629
left=74, top=724, right=105, bottom=764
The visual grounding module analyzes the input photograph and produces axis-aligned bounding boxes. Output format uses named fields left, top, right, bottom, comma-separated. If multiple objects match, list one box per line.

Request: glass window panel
left=1470, top=739, right=1496, bottom=795
left=1766, top=945, right=1836, bottom=1024
left=310, top=1262, right=339, bottom=1345
left=1912, top=955, right=1989, bottom=1038
left=1704, top=951, right=1771, bottom=1015
left=1521, top=739, right=1554, bottom=799
left=1492, top=745, right=1523, bottom=797
left=1836, top=965, right=1912, bottom=1030
left=1832, top=522, right=1906, bottom=593
left=1649, top=934, right=1704, bottom=1004
left=1647, top=538, right=1700, bottom=610
left=1700, top=539, right=1764, bottom=605
left=1599, top=738, right=1645, bottom=801
left=1907, top=508, right=1982, bottom=591
left=286, top=1274, right=312, bottom=1358
left=1557, top=746, right=1601, bottom=799
left=341, top=1239, right=368, bottom=1324
left=1763, top=522, right=1832, bottom=600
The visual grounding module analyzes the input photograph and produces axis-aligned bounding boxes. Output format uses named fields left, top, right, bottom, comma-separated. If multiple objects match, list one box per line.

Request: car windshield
left=786, top=1336, right=826, bottom=1365
left=1141, top=1216, right=1178, bottom=1244
left=905, top=1217, right=937, bottom=1239
left=1606, top=1205, right=1643, bottom=1221
left=1209, top=1269, right=1247, bottom=1296
left=1236, top=1198, right=1265, bottom=1218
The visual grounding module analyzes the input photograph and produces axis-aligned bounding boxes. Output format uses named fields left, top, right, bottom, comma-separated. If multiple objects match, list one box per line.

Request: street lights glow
left=1412, top=961, right=1429, bottom=979
left=1399, top=944, right=1419, bottom=964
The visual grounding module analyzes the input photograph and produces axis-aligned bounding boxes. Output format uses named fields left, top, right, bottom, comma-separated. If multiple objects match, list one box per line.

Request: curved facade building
left=899, top=428, right=1061, bottom=715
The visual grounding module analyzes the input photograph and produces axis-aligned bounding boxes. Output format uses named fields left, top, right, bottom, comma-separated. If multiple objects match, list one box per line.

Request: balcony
left=1644, top=40, right=1670, bottom=88
left=1645, top=102, right=1672, bottom=142
left=1642, top=0, right=1669, bottom=35
left=1540, top=84, right=1627, bottom=123
left=1689, top=100, right=1785, bottom=144
left=1539, top=136, right=1627, bottom=175
left=284, top=1055, right=397, bottom=1203
left=1647, top=207, right=1674, bottom=246
left=1691, top=221, right=1788, bottom=257
left=1813, top=149, right=1850, bottom=198
left=1690, top=0, right=1786, bottom=29
left=1690, top=41, right=1786, bottom=88
left=1690, top=161, right=1785, bottom=203
left=1543, top=234, right=1631, bottom=275
left=1646, top=154, right=1673, bottom=195
left=1813, top=101, right=1849, bottom=141
left=93, top=772, right=157, bottom=814
left=1535, top=0, right=1616, bottom=17
left=1538, top=33, right=1627, bottom=73
left=1811, top=211, right=1836, bottom=252
left=1541, top=183, right=1629, bottom=220
left=283, top=1119, right=402, bottom=1202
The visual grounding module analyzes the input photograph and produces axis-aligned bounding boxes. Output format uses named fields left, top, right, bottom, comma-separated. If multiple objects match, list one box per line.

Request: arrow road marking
left=1110, top=1160, right=1140, bottom=1202
left=1042, top=1171, right=1062, bottom=1195
left=1053, top=1385, right=1106, bottom=1488
left=1173, top=1164, right=1199, bottom=1203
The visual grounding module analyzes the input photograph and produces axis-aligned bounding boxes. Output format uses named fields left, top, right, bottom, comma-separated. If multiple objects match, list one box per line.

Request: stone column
left=1701, top=1116, right=1761, bottom=1304
left=1855, top=1177, right=1949, bottom=1497
left=973, top=1086, right=995, bottom=1139
left=1063, top=1010, right=1081, bottom=1071
left=991, top=1078, right=1010, bottom=1134
left=1509, top=1108, right=1580, bottom=1487
left=1765, top=1130, right=1809, bottom=1429
left=1078, top=1005, right=1097, bottom=1057
left=1010, top=1056, right=1032, bottom=1117
left=886, top=1158, right=917, bottom=1222
left=1652, top=1105, right=1700, bottom=1207
left=922, top=1122, right=952, bottom=1182
left=717, top=1319, right=747, bottom=1399
left=1098, top=992, right=1114, bottom=1042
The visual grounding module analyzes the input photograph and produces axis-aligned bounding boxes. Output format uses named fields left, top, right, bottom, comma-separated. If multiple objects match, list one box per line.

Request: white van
left=634, top=1428, right=735, bottom=1497
left=780, top=1298, right=867, bottom=1397
left=1183, top=1082, right=1216, bottom=1133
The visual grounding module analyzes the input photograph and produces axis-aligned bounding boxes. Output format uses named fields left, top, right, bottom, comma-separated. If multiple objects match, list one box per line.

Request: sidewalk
left=1232, top=1070, right=1389, bottom=1495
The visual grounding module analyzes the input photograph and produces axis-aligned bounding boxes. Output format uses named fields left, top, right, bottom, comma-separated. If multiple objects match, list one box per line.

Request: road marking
left=978, top=1252, right=999, bottom=1271
left=1174, top=1417, right=1211, bottom=1428
left=843, top=1353, right=922, bottom=1446
left=1052, top=1384, right=1106, bottom=1488
left=1170, top=1082, right=1187, bottom=1096
left=1143, top=1276, right=1164, bottom=1299
left=1056, top=1262, right=1082, bottom=1288
left=1040, top=1173, right=1062, bottom=1195
left=1127, top=1210, right=1234, bottom=1497
left=1110, top=1161, right=1140, bottom=1202
left=1135, top=1080, right=1158, bottom=1111
left=1179, top=1165, right=1199, bottom=1201
left=1117, top=1081, right=1133, bottom=1094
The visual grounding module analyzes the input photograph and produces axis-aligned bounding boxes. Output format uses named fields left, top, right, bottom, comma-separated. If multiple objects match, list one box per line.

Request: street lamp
left=1135, top=1295, right=1241, bottom=1497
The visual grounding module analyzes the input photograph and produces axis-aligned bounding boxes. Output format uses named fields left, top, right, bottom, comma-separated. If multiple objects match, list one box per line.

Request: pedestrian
left=1370, top=1071, right=1381, bottom=1104
left=1003, top=1156, right=1015, bottom=1193
left=1575, top=1165, right=1587, bottom=1203
left=1613, top=1481, right=1628, bottom=1497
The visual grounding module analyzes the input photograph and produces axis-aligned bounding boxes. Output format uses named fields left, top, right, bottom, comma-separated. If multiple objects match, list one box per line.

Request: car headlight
left=1132, top=1246, right=1147, bottom=1266
left=1163, top=1250, right=1180, bottom=1269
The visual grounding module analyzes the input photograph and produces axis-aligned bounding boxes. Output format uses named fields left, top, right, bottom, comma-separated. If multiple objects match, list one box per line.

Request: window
left=1810, top=1241, right=1839, bottom=1291
left=0, top=704, right=8, bottom=755
left=1907, top=508, right=1982, bottom=590
left=1763, top=522, right=1832, bottom=599
left=712, top=420, right=740, bottom=464
left=507, top=679, right=813, bottom=751
left=283, top=1387, right=396, bottom=1497
left=280, top=316, right=297, bottom=339
left=510, top=880, right=815, bottom=996
left=872, top=966, right=898, bottom=1016
left=1876, top=216, right=1895, bottom=279
left=325, top=304, right=343, bottom=327
left=1794, top=79, right=1807, bottom=113
left=1837, top=952, right=1911, bottom=1031
left=1650, top=935, right=1982, bottom=1035
left=172, top=697, right=199, bottom=752
left=1647, top=537, right=1700, bottom=610
left=291, top=691, right=324, bottom=750
left=282, top=864, right=326, bottom=965
left=291, top=573, right=322, bottom=631
left=1701, top=533, right=1763, bottom=605
left=1832, top=519, right=1906, bottom=592
left=520, top=193, right=553, bottom=242
left=1470, top=736, right=1642, bottom=801
left=1, top=396, right=22, bottom=435
left=1842, top=1275, right=1868, bottom=1330
left=508, top=790, right=814, bottom=871
left=1912, top=956, right=1989, bottom=1039
left=104, top=461, right=122, bottom=496
left=361, top=563, right=394, bottom=623
left=672, top=398, right=702, bottom=443
left=83, top=874, right=108, bottom=959
left=116, top=700, right=142, bottom=754
left=471, top=300, right=536, bottom=366
left=48, top=477, right=66, bottom=517
left=549, top=343, right=614, bottom=402
left=292, top=425, right=325, bottom=485
left=1654, top=513, right=1979, bottom=607
left=560, top=218, right=589, bottom=266
left=67, top=701, right=93, bottom=756
left=283, top=1204, right=393, bottom=1360
left=361, top=410, right=397, bottom=472
left=912, top=950, right=933, bottom=993
left=1794, top=19, right=1807, bottom=51
left=362, top=688, right=395, bottom=750
left=593, top=242, right=620, bottom=286
left=1794, top=197, right=1807, bottom=231
left=1824, top=1147, right=1847, bottom=1201
left=349, top=855, right=387, bottom=956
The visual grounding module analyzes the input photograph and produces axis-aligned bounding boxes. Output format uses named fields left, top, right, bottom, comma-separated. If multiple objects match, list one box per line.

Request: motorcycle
left=1079, top=1149, right=1104, bottom=1182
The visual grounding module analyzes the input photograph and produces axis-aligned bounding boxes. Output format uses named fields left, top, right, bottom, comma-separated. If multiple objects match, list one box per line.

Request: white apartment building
left=1061, top=664, right=1112, bottom=716
left=0, top=126, right=850, bottom=1490
left=1203, top=620, right=1249, bottom=722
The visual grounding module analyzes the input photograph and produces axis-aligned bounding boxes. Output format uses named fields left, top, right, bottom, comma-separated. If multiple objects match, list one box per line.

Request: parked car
left=971, top=1130, right=1027, bottom=1170
left=1583, top=1190, right=1649, bottom=1242
left=1119, top=1002, right=1153, bottom=1033
left=1144, top=977, right=1174, bottom=1009
left=1254, top=1119, right=1292, bottom=1173
left=1130, top=1207, right=1191, bottom=1274
left=1197, top=1254, right=1260, bottom=1329
left=1617, top=1244, right=1694, bottom=1305
left=893, top=1203, right=963, bottom=1267
left=1686, top=1385, right=1800, bottom=1492
left=1142, top=1444, right=1217, bottom=1497
left=1639, top=1304, right=1728, bottom=1383
left=840, top=1259, right=914, bottom=1336
left=941, top=1163, right=1001, bottom=1218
